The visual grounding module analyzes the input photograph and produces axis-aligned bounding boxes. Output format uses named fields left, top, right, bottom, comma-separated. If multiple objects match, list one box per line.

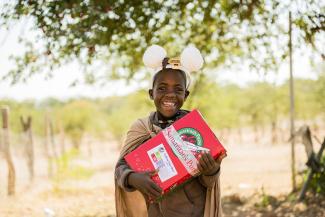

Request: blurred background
left=0, top=1, right=324, bottom=216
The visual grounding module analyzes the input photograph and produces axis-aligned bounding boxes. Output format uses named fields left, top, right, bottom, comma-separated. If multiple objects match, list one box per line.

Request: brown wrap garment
left=115, top=114, right=222, bottom=217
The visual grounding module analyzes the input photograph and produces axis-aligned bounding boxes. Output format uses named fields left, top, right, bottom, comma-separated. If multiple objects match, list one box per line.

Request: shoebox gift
left=124, top=109, right=227, bottom=197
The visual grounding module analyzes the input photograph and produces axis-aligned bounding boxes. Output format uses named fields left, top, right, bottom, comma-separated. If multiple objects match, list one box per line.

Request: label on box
left=147, top=144, right=178, bottom=182
left=182, top=141, right=210, bottom=154
left=163, top=125, right=199, bottom=176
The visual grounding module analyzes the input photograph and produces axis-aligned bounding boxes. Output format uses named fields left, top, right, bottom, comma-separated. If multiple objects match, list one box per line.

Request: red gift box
left=124, top=109, right=226, bottom=196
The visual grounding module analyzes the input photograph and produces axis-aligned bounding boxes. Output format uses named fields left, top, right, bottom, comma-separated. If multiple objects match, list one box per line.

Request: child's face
left=149, top=69, right=189, bottom=118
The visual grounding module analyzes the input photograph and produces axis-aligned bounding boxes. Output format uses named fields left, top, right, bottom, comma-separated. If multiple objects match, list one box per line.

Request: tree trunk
left=253, top=124, right=259, bottom=144
left=87, top=135, right=92, bottom=157
left=59, top=123, right=66, bottom=155
left=49, top=120, right=58, bottom=159
left=237, top=128, right=242, bottom=144
left=271, top=120, right=278, bottom=144
left=252, top=113, right=259, bottom=144
left=289, top=11, right=297, bottom=191
left=44, top=115, right=53, bottom=177
left=2, top=106, right=16, bottom=196
left=20, top=116, right=35, bottom=181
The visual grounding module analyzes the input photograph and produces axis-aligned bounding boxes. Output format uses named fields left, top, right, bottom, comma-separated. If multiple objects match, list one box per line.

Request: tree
left=314, top=65, right=325, bottom=118
left=57, top=100, right=107, bottom=149
left=0, top=0, right=323, bottom=84
left=106, top=90, right=152, bottom=142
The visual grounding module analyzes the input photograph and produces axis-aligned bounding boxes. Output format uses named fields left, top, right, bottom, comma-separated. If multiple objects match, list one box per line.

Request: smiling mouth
left=161, top=101, right=176, bottom=109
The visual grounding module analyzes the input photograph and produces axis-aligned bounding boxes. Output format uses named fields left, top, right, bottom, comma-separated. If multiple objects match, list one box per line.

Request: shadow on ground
left=222, top=192, right=325, bottom=217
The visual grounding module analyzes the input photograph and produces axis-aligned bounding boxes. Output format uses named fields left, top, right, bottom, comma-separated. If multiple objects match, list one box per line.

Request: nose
left=164, top=89, right=177, bottom=97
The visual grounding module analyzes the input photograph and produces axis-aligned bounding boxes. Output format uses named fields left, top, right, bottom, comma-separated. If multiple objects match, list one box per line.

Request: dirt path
left=221, top=142, right=308, bottom=196
left=0, top=139, right=318, bottom=217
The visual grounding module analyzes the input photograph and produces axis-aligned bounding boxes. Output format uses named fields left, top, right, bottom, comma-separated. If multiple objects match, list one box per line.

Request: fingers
left=148, top=182, right=162, bottom=197
left=140, top=171, right=162, bottom=198
left=142, top=181, right=161, bottom=199
left=197, top=153, right=209, bottom=173
left=197, top=152, right=222, bottom=175
left=199, top=152, right=214, bottom=169
left=197, top=160, right=203, bottom=172
left=203, top=152, right=215, bottom=168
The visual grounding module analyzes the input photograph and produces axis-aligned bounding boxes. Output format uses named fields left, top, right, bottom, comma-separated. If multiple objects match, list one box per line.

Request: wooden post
left=2, top=106, right=16, bottom=195
left=0, top=119, right=2, bottom=154
left=20, top=115, right=35, bottom=181
left=289, top=11, right=297, bottom=191
left=237, top=128, right=242, bottom=144
left=271, top=121, right=278, bottom=144
left=49, top=120, right=58, bottom=159
left=44, top=115, right=53, bottom=177
left=298, top=137, right=325, bottom=201
left=59, top=123, right=66, bottom=155
left=87, top=135, right=92, bottom=157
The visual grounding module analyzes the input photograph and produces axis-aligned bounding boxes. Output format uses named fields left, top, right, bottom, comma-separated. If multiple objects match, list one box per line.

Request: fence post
left=49, top=119, right=58, bottom=159
left=298, top=137, right=325, bottom=201
left=44, top=115, right=53, bottom=177
left=59, top=122, right=66, bottom=155
left=20, top=115, right=35, bottom=181
left=2, top=106, right=16, bottom=195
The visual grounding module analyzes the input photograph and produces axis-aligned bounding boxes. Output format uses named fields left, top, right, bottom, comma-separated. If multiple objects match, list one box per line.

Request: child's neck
left=156, top=111, right=179, bottom=122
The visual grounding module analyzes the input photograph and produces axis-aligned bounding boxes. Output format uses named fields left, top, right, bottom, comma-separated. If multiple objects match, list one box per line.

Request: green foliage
left=260, top=193, right=271, bottom=208
left=240, top=83, right=273, bottom=126
left=294, top=79, right=320, bottom=120
left=106, top=90, right=152, bottom=141
left=314, top=71, right=325, bottom=118
left=0, top=99, right=45, bottom=136
left=308, top=154, right=325, bottom=195
left=0, top=0, right=323, bottom=84
left=56, top=100, right=108, bottom=148
left=185, top=78, right=243, bottom=129
left=254, top=187, right=276, bottom=208
left=52, top=148, right=94, bottom=191
left=1, top=75, right=324, bottom=142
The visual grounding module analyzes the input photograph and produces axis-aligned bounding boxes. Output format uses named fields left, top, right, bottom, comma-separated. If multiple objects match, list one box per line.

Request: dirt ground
left=0, top=135, right=324, bottom=217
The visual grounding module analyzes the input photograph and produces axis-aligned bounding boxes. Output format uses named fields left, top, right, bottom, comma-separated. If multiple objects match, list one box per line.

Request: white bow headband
left=143, top=45, right=204, bottom=88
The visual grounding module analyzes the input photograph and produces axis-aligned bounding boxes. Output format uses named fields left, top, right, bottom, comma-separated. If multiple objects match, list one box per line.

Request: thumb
left=147, top=169, right=159, bottom=176
left=216, top=153, right=227, bottom=164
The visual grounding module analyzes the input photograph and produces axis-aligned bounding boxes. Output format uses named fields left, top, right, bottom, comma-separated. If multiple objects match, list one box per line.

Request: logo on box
left=178, top=127, right=203, bottom=147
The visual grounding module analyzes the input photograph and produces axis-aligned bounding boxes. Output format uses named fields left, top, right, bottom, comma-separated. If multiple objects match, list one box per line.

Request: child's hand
left=197, top=152, right=222, bottom=176
left=128, top=170, right=162, bottom=199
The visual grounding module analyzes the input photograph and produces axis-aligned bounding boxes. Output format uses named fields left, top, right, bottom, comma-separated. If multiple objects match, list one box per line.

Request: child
left=115, top=45, right=223, bottom=217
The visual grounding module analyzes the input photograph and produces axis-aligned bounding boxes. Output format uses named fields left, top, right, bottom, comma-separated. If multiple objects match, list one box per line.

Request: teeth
left=163, top=102, right=175, bottom=106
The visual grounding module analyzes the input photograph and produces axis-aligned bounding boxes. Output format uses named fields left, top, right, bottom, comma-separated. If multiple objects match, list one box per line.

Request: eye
left=175, top=87, right=184, bottom=93
left=157, top=86, right=166, bottom=91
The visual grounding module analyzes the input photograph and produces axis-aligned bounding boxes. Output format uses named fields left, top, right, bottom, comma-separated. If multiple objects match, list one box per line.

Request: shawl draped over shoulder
left=115, top=113, right=222, bottom=217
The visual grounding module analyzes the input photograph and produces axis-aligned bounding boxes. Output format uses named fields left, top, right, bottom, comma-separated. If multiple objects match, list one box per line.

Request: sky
left=0, top=16, right=319, bottom=101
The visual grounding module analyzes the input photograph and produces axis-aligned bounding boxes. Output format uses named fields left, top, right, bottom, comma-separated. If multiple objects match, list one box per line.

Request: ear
left=148, top=89, right=154, bottom=100
left=184, top=90, right=190, bottom=101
